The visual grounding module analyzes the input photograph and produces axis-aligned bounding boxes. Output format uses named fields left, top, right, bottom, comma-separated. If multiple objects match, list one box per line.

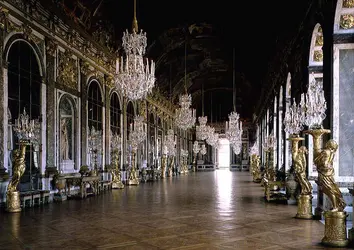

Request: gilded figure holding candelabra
left=300, top=74, right=348, bottom=246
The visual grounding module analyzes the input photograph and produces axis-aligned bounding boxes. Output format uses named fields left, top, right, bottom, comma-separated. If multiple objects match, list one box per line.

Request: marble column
left=104, top=84, right=110, bottom=166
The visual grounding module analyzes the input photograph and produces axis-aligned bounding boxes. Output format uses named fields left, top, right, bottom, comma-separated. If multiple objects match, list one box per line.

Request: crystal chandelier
left=175, top=94, right=196, bottom=130
left=165, top=129, right=176, bottom=156
left=225, top=111, right=243, bottom=154
left=299, top=73, right=326, bottom=129
left=206, top=129, right=219, bottom=149
left=262, top=134, right=277, bottom=152
left=196, top=116, right=209, bottom=140
left=249, top=141, right=259, bottom=155
left=129, top=115, right=146, bottom=150
left=115, top=0, right=155, bottom=101
left=284, top=99, right=304, bottom=136
left=110, top=131, right=121, bottom=152
left=14, top=108, right=41, bottom=142
left=193, top=140, right=200, bottom=155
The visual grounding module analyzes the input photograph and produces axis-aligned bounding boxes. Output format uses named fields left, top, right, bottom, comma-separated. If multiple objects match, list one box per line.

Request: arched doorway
left=217, top=138, right=230, bottom=169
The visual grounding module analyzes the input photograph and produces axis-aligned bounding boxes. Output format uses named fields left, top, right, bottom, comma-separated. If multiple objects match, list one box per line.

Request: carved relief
left=340, top=14, right=354, bottom=29
left=314, top=50, right=323, bottom=62
left=139, top=100, right=147, bottom=118
left=343, top=0, right=354, bottom=8
left=80, top=61, right=92, bottom=76
left=46, top=39, right=57, bottom=57
left=21, top=23, right=32, bottom=39
left=315, top=29, right=323, bottom=46
left=0, top=7, right=9, bottom=31
left=57, top=51, right=78, bottom=90
left=105, top=75, right=114, bottom=89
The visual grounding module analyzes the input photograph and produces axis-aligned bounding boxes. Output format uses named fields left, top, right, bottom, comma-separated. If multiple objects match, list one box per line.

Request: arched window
left=7, top=40, right=42, bottom=191
left=333, top=0, right=354, bottom=180
left=88, top=80, right=103, bottom=130
left=110, top=92, right=121, bottom=134
left=126, top=101, right=134, bottom=137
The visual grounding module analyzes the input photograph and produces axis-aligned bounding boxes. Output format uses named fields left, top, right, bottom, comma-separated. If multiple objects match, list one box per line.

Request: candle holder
left=192, top=141, right=200, bottom=172
left=110, top=131, right=124, bottom=189
left=88, top=126, right=102, bottom=176
left=127, top=115, right=146, bottom=185
left=7, top=109, right=40, bottom=213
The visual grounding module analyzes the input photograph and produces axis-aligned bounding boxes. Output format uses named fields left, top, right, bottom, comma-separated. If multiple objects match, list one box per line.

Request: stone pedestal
left=6, top=191, right=21, bottom=213
left=322, top=211, right=348, bottom=247
left=295, top=194, right=313, bottom=219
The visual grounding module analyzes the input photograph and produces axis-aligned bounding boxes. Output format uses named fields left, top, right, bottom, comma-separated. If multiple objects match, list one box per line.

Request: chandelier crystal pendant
left=175, top=94, right=196, bottom=130
left=115, top=0, right=155, bottom=101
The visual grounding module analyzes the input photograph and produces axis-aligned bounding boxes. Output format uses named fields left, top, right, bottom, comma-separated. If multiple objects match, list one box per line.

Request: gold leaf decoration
left=343, top=0, right=354, bottom=8
left=58, top=51, right=78, bottom=90
left=340, top=14, right=354, bottom=29
left=314, top=50, right=323, bottom=62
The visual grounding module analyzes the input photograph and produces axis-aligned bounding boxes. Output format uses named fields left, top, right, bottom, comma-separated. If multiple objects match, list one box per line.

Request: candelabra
left=88, top=126, right=102, bottom=176
left=114, top=0, right=155, bottom=101
left=165, top=129, right=176, bottom=177
left=262, top=134, right=277, bottom=182
left=249, top=142, right=261, bottom=183
left=192, top=141, right=200, bottom=172
left=284, top=100, right=313, bottom=219
left=110, top=131, right=124, bottom=189
left=175, top=94, right=196, bottom=130
left=127, top=115, right=146, bottom=185
left=205, top=127, right=219, bottom=148
left=7, top=109, right=40, bottom=213
left=180, top=149, right=189, bottom=174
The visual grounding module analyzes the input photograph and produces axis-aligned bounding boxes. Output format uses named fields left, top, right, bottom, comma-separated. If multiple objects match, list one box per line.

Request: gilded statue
left=294, top=146, right=312, bottom=195
left=7, top=144, right=26, bottom=193
left=168, top=156, right=174, bottom=177
left=314, top=140, right=346, bottom=212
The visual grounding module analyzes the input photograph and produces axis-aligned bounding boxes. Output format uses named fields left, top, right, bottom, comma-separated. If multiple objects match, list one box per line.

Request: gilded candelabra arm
left=7, top=142, right=27, bottom=193
left=314, top=139, right=346, bottom=212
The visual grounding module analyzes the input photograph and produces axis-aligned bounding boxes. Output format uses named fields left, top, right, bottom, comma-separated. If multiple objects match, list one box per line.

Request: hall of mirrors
left=2, top=0, right=354, bottom=248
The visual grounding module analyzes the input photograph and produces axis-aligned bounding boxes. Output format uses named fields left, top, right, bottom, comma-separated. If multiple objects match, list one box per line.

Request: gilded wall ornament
left=340, top=14, right=354, bottom=29
left=0, top=7, right=9, bottom=31
left=57, top=51, right=78, bottom=90
left=315, top=34, right=323, bottom=46
left=46, top=39, right=57, bottom=57
left=80, top=61, right=92, bottom=76
left=105, top=75, right=114, bottom=89
left=343, top=0, right=354, bottom=8
left=139, top=100, right=147, bottom=118
left=21, top=23, right=32, bottom=39
left=314, top=50, right=323, bottom=62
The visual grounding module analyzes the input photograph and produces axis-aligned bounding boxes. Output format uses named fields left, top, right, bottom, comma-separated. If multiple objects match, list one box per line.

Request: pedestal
left=53, top=193, right=67, bottom=202
left=6, top=191, right=21, bottom=213
left=60, top=160, right=75, bottom=174
left=295, top=194, right=313, bottom=219
left=322, top=211, right=348, bottom=247
left=127, top=178, right=139, bottom=185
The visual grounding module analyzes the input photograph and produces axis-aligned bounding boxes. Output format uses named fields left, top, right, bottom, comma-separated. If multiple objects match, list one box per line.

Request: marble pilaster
left=45, top=47, right=56, bottom=169
left=104, top=84, right=110, bottom=166
left=80, top=73, right=88, bottom=165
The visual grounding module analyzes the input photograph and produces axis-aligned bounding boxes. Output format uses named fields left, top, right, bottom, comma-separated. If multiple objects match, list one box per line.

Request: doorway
left=218, top=138, right=230, bottom=169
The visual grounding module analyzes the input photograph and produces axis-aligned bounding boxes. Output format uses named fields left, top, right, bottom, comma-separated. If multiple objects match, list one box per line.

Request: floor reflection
left=215, top=169, right=232, bottom=213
